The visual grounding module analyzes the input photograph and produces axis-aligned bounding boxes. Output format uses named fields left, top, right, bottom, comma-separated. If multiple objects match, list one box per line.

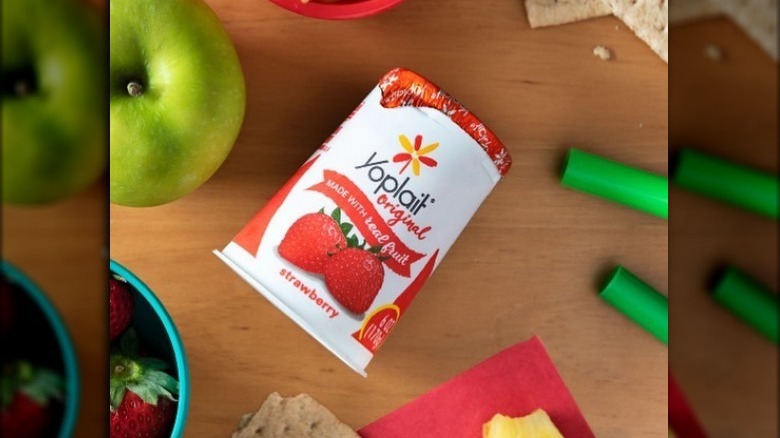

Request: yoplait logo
left=392, top=134, right=439, bottom=176
left=354, top=134, right=439, bottom=218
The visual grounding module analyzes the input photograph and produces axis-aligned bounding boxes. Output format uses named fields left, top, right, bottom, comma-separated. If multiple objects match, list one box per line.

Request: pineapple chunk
left=483, top=409, right=564, bottom=438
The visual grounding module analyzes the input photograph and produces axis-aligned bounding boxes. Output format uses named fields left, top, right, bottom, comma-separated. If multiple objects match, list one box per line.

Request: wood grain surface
left=2, top=184, right=107, bottom=438
left=670, top=17, right=778, bottom=438
left=110, top=0, right=669, bottom=436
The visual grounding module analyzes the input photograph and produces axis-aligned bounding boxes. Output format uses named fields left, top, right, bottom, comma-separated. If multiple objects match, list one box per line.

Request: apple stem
left=127, top=82, right=143, bottom=97
left=14, top=80, right=31, bottom=97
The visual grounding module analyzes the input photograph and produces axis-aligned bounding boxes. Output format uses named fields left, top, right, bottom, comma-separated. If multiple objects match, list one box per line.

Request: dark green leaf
left=138, top=358, right=168, bottom=372
left=1, top=377, right=14, bottom=409
left=318, top=207, right=325, bottom=214
left=331, top=207, right=341, bottom=223
left=110, top=383, right=127, bottom=410
left=340, top=223, right=353, bottom=237
left=127, top=382, right=159, bottom=405
left=145, top=370, right=180, bottom=395
left=19, top=367, right=64, bottom=405
left=368, top=246, right=383, bottom=254
left=347, top=235, right=359, bottom=248
left=120, top=329, right=139, bottom=358
left=18, top=384, right=45, bottom=405
left=33, top=369, right=64, bottom=397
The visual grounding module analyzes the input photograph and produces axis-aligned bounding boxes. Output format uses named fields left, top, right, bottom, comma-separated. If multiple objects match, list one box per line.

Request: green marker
left=711, top=266, right=778, bottom=343
left=600, top=266, right=668, bottom=344
left=561, top=148, right=668, bottom=219
left=673, top=148, right=779, bottom=219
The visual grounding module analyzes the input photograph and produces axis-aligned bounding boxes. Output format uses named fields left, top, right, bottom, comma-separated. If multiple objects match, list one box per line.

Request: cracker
left=605, top=0, right=668, bottom=62
left=524, top=0, right=612, bottom=28
left=238, top=413, right=254, bottom=430
left=669, top=0, right=720, bottom=24
left=233, top=393, right=359, bottom=438
left=710, top=0, right=778, bottom=60
left=593, top=45, right=613, bottom=60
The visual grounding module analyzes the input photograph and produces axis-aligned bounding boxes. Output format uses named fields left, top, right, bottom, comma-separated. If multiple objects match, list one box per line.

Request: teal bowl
left=110, top=260, right=189, bottom=438
left=1, top=260, right=80, bottom=438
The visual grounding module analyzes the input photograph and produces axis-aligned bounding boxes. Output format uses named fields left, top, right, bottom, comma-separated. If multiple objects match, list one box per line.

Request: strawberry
left=110, top=329, right=178, bottom=438
left=279, top=211, right=348, bottom=274
left=324, top=248, right=385, bottom=314
left=111, top=391, right=175, bottom=438
left=110, top=276, right=134, bottom=341
left=1, top=361, right=64, bottom=438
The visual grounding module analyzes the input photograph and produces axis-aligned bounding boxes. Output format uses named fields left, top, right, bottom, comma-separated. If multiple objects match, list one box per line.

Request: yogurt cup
left=216, top=68, right=511, bottom=376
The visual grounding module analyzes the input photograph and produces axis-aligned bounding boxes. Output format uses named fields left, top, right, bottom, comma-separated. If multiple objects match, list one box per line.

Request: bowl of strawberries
left=1, top=260, right=80, bottom=438
left=109, top=260, right=189, bottom=438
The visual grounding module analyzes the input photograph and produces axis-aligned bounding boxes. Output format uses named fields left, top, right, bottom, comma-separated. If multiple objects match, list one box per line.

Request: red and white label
left=217, top=69, right=509, bottom=376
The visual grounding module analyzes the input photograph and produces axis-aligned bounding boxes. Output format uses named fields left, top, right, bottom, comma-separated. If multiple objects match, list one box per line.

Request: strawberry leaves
left=19, top=367, right=63, bottom=405
left=119, top=326, right=139, bottom=357
left=1, top=361, right=63, bottom=409
left=109, top=376, right=126, bottom=409
left=324, top=207, right=359, bottom=247
left=110, top=329, right=178, bottom=411
left=340, top=222, right=354, bottom=238
left=346, top=234, right=361, bottom=249
left=321, top=206, right=355, bottom=236
left=318, top=207, right=385, bottom=259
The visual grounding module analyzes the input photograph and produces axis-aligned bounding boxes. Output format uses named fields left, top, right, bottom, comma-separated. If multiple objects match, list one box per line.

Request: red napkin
left=360, top=336, right=594, bottom=437
left=669, top=372, right=708, bottom=438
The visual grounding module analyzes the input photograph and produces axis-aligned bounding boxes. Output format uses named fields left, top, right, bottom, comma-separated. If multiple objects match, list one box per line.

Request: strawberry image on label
left=278, top=212, right=347, bottom=274
left=280, top=207, right=387, bottom=314
left=216, top=68, right=511, bottom=376
left=324, top=248, right=385, bottom=315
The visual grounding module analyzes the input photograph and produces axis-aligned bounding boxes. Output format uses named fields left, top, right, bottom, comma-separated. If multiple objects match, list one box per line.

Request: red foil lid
left=378, top=68, right=512, bottom=176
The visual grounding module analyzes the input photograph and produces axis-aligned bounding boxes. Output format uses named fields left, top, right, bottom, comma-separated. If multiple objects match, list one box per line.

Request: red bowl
left=267, top=0, right=406, bottom=20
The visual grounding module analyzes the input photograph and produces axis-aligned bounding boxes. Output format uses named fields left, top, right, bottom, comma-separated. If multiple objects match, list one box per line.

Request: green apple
left=110, top=0, right=246, bottom=207
left=1, top=0, right=106, bottom=204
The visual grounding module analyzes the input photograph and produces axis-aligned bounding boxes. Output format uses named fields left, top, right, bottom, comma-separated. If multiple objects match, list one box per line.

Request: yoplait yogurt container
left=215, top=68, right=511, bottom=376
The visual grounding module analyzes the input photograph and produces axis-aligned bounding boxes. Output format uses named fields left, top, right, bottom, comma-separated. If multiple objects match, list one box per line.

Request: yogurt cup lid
left=378, top=68, right=512, bottom=176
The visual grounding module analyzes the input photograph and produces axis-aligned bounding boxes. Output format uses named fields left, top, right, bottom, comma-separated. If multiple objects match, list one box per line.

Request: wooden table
left=670, top=17, right=778, bottom=438
left=2, top=184, right=107, bottom=438
left=111, top=0, right=668, bottom=436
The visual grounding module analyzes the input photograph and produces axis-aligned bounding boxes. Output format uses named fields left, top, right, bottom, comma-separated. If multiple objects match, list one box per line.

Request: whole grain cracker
left=669, top=0, right=720, bottom=24
left=710, top=0, right=778, bottom=60
left=232, top=393, right=359, bottom=438
left=524, top=0, right=612, bottom=28
left=239, top=413, right=254, bottom=430
left=605, top=0, right=668, bottom=62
